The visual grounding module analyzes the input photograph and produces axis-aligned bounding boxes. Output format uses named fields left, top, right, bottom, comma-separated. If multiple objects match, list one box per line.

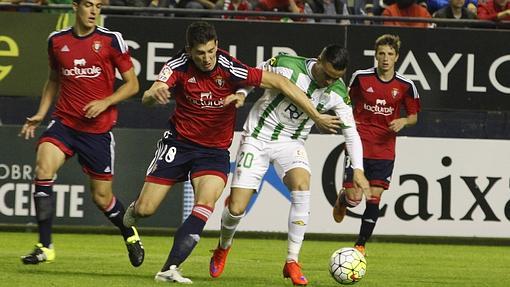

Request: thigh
left=272, top=140, right=311, bottom=178
left=230, top=138, right=270, bottom=191
left=89, top=179, right=113, bottom=208
left=191, top=174, right=226, bottom=208
left=74, top=131, right=114, bottom=180
left=136, top=181, right=173, bottom=215
left=228, top=187, right=256, bottom=215
left=35, top=142, right=67, bottom=178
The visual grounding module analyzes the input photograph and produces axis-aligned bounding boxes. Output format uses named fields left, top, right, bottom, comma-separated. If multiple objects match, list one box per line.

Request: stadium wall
left=1, top=126, right=509, bottom=238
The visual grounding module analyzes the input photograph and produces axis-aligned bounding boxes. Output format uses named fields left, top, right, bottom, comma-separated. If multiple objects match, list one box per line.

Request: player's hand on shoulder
left=19, top=114, right=44, bottom=140
left=83, top=99, right=113, bottom=119
left=314, top=114, right=341, bottom=134
left=224, top=92, right=246, bottom=108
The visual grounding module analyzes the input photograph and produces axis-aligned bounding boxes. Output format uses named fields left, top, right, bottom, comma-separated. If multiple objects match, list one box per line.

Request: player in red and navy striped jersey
left=19, top=0, right=143, bottom=267
left=333, top=34, right=421, bottom=256
left=122, top=21, right=341, bottom=284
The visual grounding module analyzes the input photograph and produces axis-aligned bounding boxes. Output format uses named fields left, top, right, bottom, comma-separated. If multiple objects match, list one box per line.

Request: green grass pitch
left=1, top=231, right=509, bottom=286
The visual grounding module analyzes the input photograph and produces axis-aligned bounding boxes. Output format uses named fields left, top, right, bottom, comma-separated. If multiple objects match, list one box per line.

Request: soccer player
left=209, top=45, right=370, bottom=286
left=332, top=34, right=421, bottom=256
left=122, top=21, right=341, bottom=284
left=19, top=0, right=144, bottom=267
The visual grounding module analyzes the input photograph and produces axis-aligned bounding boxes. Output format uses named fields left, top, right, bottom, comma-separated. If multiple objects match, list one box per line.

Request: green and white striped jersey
left=244, top=54, right=356, bottom=142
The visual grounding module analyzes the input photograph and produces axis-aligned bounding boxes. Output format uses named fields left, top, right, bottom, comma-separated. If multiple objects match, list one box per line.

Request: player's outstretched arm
left=259, top=71, right=341, bottom=133
left=142, top=81, right=171, bottom=106
left=84, top=67, right=139, bottom=118
left=19, top=69, right=59, bottom=140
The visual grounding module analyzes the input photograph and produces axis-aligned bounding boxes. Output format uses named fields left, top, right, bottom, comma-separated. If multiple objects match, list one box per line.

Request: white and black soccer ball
left=329, top=247, right=367, bottom=285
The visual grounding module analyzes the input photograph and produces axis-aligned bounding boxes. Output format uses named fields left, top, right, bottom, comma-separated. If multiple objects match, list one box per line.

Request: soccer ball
left=329, top=247, right=367, bottom=284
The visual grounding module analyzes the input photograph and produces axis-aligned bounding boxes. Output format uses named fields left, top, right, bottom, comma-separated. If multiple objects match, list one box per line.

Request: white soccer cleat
left=155, top=265, right=193, bottom=284
left=123, top=202, right=138, bottom=228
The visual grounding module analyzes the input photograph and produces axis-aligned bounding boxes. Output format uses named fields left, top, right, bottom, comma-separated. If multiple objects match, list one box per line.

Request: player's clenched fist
left=142, top=84, right=171, bottom=105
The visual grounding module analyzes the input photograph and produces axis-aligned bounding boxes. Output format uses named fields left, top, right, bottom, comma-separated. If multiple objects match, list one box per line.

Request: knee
left=91, top=192, right=112, bottom=210
left=228, top=201, right=246, bottom=216
left=134, top=200, right=156, bottom=217
left=34, top=164, right=55, bottom=180
left=344, top=189, right=362, bottom=207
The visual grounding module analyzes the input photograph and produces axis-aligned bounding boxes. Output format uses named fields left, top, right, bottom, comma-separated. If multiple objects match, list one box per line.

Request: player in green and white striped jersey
left=210, top=45, right=370, bottom=286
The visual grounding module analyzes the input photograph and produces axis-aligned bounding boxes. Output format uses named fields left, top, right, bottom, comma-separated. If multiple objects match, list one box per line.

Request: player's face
left=314, top=58, right=346, bottom=88
left=188, top=40, right=218, bottom=72
left=375, top=45, right=398, bottom=74
left=73, top=0, right=102, bottom=31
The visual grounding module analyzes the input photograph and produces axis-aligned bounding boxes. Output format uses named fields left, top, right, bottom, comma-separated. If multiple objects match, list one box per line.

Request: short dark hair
left=375, top=34, right=401, bottom=54
left=321, top=44, right=349, bottom=70
left=186, top=22, right=217, bottom=49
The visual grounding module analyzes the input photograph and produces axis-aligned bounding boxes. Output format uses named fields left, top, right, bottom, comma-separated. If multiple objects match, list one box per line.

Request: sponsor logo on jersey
left=366, top=86, right=374, bottom=93
left=187, top=77, right=196, bottom=83
left=92, top=41, right=102, bottom=53
left=61, top=45, right=70, bottom=52
left=186, top=92, right=225, bottom=109
left=61, top=58, right=102, bottom=79
left=158, top=66, right=173, bottom=82
left=363, top=98, right=394, bottom=116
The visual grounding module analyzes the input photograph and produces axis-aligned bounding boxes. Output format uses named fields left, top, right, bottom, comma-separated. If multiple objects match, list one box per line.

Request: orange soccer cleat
left=209, top=245, right=231, bottom=278
left=283, top=260, right=308, bottom=286
left=354, top=244, right=366, bottom=257
left=333, top=192, right=347, bottom=223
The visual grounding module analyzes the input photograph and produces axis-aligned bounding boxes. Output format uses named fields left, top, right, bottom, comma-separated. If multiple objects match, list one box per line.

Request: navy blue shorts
left=145, top=126, right=230, bottom=185
left=342, top=156, right=394, bottom=190
left=38, top=118, right=114, bottom=180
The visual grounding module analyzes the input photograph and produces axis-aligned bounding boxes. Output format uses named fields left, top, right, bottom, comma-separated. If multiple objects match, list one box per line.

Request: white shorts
left=231, top=136, right=311, bottom=190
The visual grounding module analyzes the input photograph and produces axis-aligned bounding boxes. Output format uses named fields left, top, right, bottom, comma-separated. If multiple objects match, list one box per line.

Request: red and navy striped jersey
left=349, top=68, right=421, bottom=160
left=48, top=26, right=133, bottom=133
left=157, top=48, right=263, bottom=149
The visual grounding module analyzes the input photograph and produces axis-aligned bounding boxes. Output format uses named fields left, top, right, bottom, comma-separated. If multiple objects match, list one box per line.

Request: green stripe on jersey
left=251, top=94, right=285, bottom=139
left=291, top=118, right=309, bottom=139
left=271, top=123, right=285, bottom=140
